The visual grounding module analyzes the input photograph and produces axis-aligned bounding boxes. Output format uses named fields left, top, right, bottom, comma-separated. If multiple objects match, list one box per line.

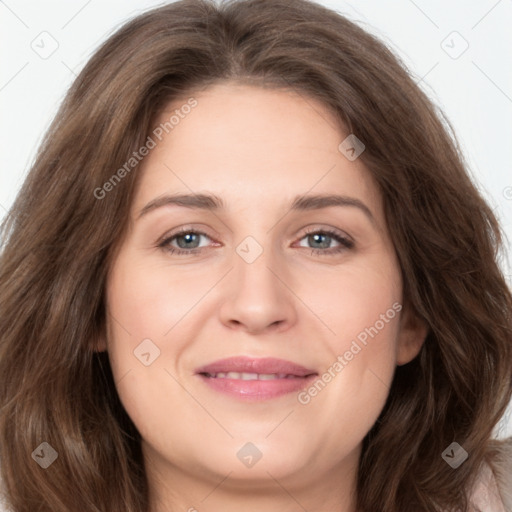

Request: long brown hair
left=1, top=1, right=511, bottom=510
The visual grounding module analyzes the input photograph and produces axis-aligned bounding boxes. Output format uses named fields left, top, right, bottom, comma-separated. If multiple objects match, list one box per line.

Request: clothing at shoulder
left=470, top=438, right=512, bottom=512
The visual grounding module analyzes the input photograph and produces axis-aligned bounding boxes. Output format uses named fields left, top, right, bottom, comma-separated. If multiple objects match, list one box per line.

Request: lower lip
left=197, top=374, right=318, bottom=401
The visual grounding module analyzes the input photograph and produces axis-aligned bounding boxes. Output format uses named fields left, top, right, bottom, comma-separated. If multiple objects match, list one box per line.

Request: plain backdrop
left=0, top=0, right=511, bottom=444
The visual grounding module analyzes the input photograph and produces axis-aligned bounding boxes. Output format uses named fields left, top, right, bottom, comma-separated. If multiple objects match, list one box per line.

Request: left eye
left=158, top=228, right=353, bottom=256
left=297, top=229, right=354, bottom=255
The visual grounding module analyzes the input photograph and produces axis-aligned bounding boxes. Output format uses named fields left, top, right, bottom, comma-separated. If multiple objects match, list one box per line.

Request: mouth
left=195, top=356, right=318, bottom=401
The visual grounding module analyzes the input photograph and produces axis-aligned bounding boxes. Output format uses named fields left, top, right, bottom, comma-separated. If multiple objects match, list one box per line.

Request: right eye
left=158, top=229, right=215, bottom=256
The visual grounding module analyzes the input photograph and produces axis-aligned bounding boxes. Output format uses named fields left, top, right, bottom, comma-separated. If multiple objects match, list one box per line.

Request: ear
left=396, top=303, right=428, bottom=366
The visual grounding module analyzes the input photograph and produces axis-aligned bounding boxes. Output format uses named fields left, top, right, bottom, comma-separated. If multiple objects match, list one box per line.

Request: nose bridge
left=228, top=203, right=293, bottom=288
left=218, top=228, right=296, bottom=333
left=233, top=232, right=280, bottom=292
left=229, top=204, right=278, bottom=273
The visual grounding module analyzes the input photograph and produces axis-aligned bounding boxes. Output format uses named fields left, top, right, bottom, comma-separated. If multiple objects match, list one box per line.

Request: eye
left=158, top=228, right=214, bottom=255
left=296, top=227, right=354, bottom=256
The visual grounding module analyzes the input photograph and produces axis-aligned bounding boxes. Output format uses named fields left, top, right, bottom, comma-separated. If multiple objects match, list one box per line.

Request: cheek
left=103, top=253, right=223, bottom=432
left=301, top=255, right=402, bottom=353
left=297, top=313, right=400, bottom=463
left=104, top=258, right=197, bottom=448
left=105, top=252, right=218, bottom=362
left=103, top=254, right=182, bottom=393
left=296, top=259, right=401, bottom=425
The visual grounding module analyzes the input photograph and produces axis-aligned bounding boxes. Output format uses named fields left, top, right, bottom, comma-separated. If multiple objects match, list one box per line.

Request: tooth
left=211, top=372, right=296, bottom=380
left=240, top=372, right=259, bottom=380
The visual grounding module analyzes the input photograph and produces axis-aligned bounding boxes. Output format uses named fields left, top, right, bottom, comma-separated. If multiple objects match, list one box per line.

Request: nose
left=218, top=240, right=298, bottom=335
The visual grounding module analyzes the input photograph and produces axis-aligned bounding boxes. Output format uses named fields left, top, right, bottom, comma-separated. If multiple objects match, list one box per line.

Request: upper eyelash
left=157, top=227, right=354, bottom=256
left=301, top=227, right=354, bottom=253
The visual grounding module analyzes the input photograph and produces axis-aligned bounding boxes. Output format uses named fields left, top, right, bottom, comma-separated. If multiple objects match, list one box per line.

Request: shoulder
left=470, top=438, right=512, bottom=512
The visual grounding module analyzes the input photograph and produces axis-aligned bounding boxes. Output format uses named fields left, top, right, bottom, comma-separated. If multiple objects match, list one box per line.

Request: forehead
left=134, top=83, right=382, bottom=222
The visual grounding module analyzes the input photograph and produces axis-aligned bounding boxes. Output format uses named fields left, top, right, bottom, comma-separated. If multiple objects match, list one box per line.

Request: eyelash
left=157, top=226, right=354, bottom=257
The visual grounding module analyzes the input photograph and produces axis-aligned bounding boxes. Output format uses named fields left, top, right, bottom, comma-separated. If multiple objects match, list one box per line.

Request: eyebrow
left=137, top=192, right=375, bottom=224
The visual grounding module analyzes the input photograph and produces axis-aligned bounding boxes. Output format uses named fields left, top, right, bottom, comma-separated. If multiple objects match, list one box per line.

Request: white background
left=0, top=0, right=511, bottom=443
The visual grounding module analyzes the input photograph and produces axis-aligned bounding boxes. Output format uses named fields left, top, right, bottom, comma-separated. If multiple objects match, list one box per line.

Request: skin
left=100, top=82, right=427, bottom=512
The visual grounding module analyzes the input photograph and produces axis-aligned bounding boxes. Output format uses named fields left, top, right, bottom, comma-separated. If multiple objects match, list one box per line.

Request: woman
left=0, top=0, right=510, bottom=511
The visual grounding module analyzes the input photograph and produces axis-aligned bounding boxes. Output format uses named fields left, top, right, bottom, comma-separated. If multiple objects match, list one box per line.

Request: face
left=102, top=82, right=426, bottom=504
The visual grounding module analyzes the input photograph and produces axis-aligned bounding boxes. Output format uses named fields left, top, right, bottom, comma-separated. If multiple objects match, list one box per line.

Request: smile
left=195, top=357, right=318, bottom=401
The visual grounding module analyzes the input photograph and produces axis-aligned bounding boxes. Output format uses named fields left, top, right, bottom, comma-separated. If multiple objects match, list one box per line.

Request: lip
left=195, top=356, right=318, bottom=401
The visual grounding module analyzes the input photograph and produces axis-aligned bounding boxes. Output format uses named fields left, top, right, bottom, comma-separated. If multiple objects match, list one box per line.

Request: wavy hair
left=1, top=1, right=511, bottom=511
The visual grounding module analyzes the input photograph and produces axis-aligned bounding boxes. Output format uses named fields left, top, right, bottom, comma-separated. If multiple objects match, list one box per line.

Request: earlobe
left=396, top=305, right=428, bottom=366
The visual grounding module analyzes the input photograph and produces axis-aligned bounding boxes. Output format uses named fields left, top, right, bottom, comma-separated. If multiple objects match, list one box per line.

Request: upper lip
left=195, top=356, right=317, bottom=377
